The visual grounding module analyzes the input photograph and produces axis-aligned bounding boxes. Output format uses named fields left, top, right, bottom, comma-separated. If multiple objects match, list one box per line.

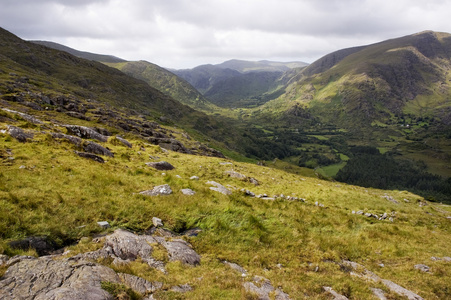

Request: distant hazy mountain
left=31, top=40, right=126, bottom=63
left=173, top=59, right=308, bottom=107
left=106, top=60, right=218, bottom=111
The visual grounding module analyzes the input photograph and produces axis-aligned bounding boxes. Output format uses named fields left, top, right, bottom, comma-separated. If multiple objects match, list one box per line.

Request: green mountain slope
left=106, top=60, right=218, bottom=111
left=31, top=40, right=127, bottom=63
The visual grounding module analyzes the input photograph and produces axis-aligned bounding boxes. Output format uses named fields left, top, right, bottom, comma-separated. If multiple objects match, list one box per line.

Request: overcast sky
left=1, top=0, right=451, bottom=69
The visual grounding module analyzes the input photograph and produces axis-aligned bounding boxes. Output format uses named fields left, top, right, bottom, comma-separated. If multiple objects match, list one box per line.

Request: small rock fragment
left=97, top=221, right=110, bottom=229
left=140, top=184, right=173, bottom=196
left=152, top=217, right=163, bottom=227
left=414, top=264, right=430, bottom=273
left=181, top=188, right=196, bottom=195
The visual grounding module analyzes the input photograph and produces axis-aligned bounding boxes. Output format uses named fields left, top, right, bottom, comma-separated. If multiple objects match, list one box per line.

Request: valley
left=0, top=27, right=451, bottom=299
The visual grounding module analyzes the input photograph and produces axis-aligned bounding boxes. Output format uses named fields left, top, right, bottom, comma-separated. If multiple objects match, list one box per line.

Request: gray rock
left=83, top=141, right=114, bottom=157
left=152, top=217, right=163, bottom=227
left=7, top=125, right=33, bottom=142
left=414, top=264, right=430, bottom=273
left=224, top=170, right=247, bottom=180
left=243, top=276, right=274, bottom=300
left=8, top=236, right=57, bottom=256
left=140, top=184, right=173, bottom=196
left=249, top=177, right=259, bottom=186
left=190, top=176, right=199, bottom=180
left=75, top=151, right=105, bottom=163
left=64, top=125, right=108, bottom=142
left=323, top=286, right=349, bottom=300
left=97, top=221, right=110, bottom=229
left=181, top=188, right=196, bottom=195
left=51, top=132, right=82, bottom=146
left=206, top=181, right=232, bottom=195
left=371, top=288, right=387, bottom=300
left=356, top=210, right=364, bottom=215
left=171, top=284, right=192, bottom=293
left=0, top=254, right=8, bottom=266
left=119, top=273, right=162, bottom=294
left=160, top=239, right=201, bottom=265
left=145, top=161, right=175, bottom=170
left=382, top=194, right=399, bottom=204
left=275, top=288, right=291, bottom=300
left=115, top=136, right=132, bottom=148
left=2, top=108, right=43, bottom=124
left=224, top=261, right=247, bottom=275
left=0, top=258, right=119, bottom=300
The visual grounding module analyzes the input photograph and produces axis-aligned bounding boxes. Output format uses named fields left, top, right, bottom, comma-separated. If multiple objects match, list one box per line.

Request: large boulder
left=64, top=125, right=109, bottom=142
left=7, top=125, right=33, bottom=142
left=145, top=161, right=175, bottom=170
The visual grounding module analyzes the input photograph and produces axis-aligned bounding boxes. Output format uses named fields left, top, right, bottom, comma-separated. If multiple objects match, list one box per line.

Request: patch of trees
left=335, top=146, right=451, bottom=203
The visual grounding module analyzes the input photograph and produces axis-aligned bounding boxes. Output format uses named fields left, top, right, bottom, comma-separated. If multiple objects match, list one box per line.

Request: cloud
left=1, top=0, right=451, bottom=68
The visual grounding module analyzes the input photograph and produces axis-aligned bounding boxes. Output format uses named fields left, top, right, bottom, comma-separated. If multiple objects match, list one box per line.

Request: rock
left=356, top=210, right=364, bottom=215
left=115, top=136, right=132, bottom=148
left=371, top=288, right=388, bottom=300
left=145, top=161, right=175, bottom=170
left=51, top=132, right=82, bottom=146
left=8, top=236, right=57, bottom=256
left=219, top=162, right=233, bottom=165
left=7, top=125, right=34, bottom=142
left=382, top=194, right=399, bottom=204
left=152, top=217, right=163, bottom=227
left=224, top=261, right=247, bottom=276
left=444, top=257, right=451, bottom=262
left=181, top=188, right=196, bottom=195
left=275, top=288, right=291, bottom=300
left=249, top=177, right=259, bottom=186
left=242, top=189, right=255, bottom=197
left=2, top=108, right=43, bottom=124
left=206, top=181, right=232, bottom=195
left=140, top=184, right=173, bottom=196
left=224, top=170, right=247, bottom=180
left=148, top=137, right=191, bottom=154
left=171, top=284, right=192, bottom=293
left=182, top=228, right=202, bottom=237
left=160, top=239, right=201, bottom=265
left=323, top=286, right=349, bottom=300
left=190, top=176, right=199, bottom=180
left=119, top=273, right=162, bottom=294
left=75, top=151, right=105, bottom=163
left=0, top=254, right=8, bottom=266
left=243, top=276, right=274, bottom=300
left=97, top=221, right=110, bottom=229
left=414, top=264, right=430, bottom=273
left=0, top=258, right=118, bottom=300
left=64, top=125, right=108, bottom=142
left=83, top=141, right=114, bottom=157
left=342, top=260, right=424, bottom=300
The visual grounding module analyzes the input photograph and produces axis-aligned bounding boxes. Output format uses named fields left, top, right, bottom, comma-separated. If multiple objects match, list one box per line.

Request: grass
left=1, top=113, right=451, bottom=299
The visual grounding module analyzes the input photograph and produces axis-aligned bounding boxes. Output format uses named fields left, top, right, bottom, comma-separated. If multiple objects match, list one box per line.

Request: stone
left=224, top=261, right=247, bottom=276
left=75, top=151, right=105, bottom=163
left=2, top=108, right=43, bottom=124
left=51, top=132, right=82, bottom=146
left=249, top=177, right=259, bottom=186
left=64, top=125, right=108, bottom=142
left=181, top=188, right=196, bottom=195
left=97, top=221, right=110, bottom=229
left=140, top=184, right=173, bottom=196
left=190, top=176, right=199, bottom=180
left=370, top=288, right=387, bottom=300
left=152, top=217, right=163, bottom=227
left=275, top=288, right=291, bottom=300
left=382, top=194, right=399, bottom=204
left=83, top=141, right=114, bottom=157
left=356, top=210, right=364, bottom=215
left=414, top=264, right=430, bottom=273
left=243, top=276, right=275, bottom=300
left=145, top=161, right=175, bottom=170
left=323, top=286, right=349, bottom=300
left=115, top=136, right=132, bottom=148
left=160, top=239, right=201, bottom=265
left=7, top=125, right=34, bottom=142
left=8, top=236, right=57, bottom=256
left=206, top=181, right=232, bottom=195
left=224, top=170, right=247, bottom=180
left=171, top=284, right=192, bottom=293
left=119, top=273, right=162, bottom=294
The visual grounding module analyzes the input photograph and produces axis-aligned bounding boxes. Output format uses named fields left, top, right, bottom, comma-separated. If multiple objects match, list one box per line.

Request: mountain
left=31, top=40, right=127, bottom=63
left=106, top=60, right=218, bottom=111
left=214, top=59, right=308, bottom=73
left=173, top=60, right=307, bottom=107
left=1, top=26, right=451, bottom=300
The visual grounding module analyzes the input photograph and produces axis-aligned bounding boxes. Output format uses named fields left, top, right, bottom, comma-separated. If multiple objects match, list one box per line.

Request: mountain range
left=1, top=26, right=451, bottom=299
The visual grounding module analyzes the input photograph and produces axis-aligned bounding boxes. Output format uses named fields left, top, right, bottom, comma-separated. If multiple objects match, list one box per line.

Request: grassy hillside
left=1, top=98, right=451, bottom=299
left=106, top=60, right=219, bottom=112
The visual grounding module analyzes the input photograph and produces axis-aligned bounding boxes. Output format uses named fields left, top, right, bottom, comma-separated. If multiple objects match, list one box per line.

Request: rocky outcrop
left=140, top=184, right=173, bottom=196
left=206, top=181, right=232, bottom=195
left=145, top=161, right=175, bottom=170
left=159, top=239, right=201, bottom=265
left=342, top=260, right=424, bottom=300
left=64, top=125, right=109, bottom=142
left=323, top=286, right=349, bottom=300
left=75, top=151, right=105, bottom=163
left=7, top=125, right=33, bottom=142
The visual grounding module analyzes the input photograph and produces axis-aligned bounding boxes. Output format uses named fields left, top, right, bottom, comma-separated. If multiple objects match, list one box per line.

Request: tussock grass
left=1, top=118, right=451, bottom=299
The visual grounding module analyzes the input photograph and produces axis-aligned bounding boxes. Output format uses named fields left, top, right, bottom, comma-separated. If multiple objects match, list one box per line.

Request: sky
left=1, top=0, right=451, bottom=69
